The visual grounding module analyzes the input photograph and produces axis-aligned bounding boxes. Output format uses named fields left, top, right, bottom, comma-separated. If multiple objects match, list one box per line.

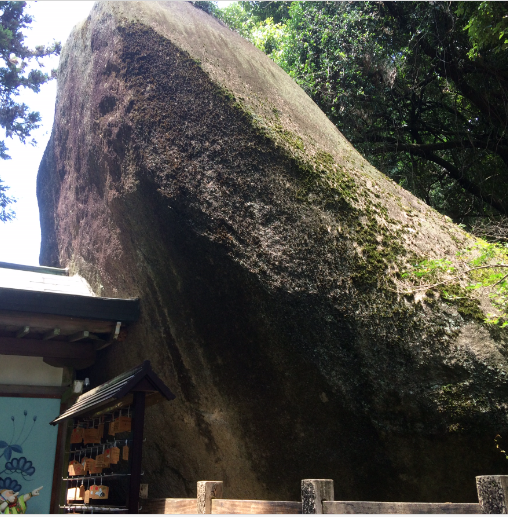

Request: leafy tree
left=240, top=1, right=292, bottom=24
left=0, top=1, right=61, bottom=221
left=217, top=2, right=508, bottom=224
left=191, top=1, right=219, bottom=17
left=458, top=1, right=508, bottom=58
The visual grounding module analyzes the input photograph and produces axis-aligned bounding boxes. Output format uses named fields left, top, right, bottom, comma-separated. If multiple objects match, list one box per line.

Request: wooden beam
left=43, top=327, right=60, bottom=340
left=212, top=499, right=301, bottom=514
left=142, top=499, right=197, bottom=514
left=323, top=502, right=480, bottom=514
left=0, top=309, right=118, bottom=334
left=50, top=404, right=68, bottom=514
left=43, top=356, right=96, bottom=370
left=68, top=330, right=89, bottom=342
left=0, top=287, right=140, bottom=322
left=0, top=261, right=68, bottom=276
left=0, top=336, right=95, bottom=360
left=0, top=384, right=65, bottom=398
left=15, top=325, right=29, bottom=338
left=129, top=391, right=146, bottom=514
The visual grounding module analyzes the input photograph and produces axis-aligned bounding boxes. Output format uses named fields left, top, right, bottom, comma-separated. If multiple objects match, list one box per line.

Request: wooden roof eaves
left=0, top=261, right=69, bottom=276
left=49, top=361, right=175, bottom=425
left=117, top=361, right=176, bottom=402
left=0, top=287, right=140, bottom=323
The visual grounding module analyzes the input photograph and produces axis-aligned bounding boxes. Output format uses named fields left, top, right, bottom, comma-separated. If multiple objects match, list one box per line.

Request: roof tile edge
left=0, top=261, right=69, bottom=276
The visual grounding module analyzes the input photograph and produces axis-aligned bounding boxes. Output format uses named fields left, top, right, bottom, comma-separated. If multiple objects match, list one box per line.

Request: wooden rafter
left=0, top=336, right=95, bottom=360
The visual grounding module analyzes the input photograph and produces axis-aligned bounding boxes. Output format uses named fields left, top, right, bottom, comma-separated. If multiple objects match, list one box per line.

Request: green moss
left=351, top=216, right=408, bottom=286
left=272, top=125, right=305, bottom=151
left=315, top=150, right=334, bottom=166
left=437, top=382, right=490, bottom=424
left=438, top=284, right=486, bottom=323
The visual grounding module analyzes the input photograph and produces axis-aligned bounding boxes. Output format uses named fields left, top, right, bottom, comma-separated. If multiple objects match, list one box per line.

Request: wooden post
left=197, top=481, right=223, bottom=514
left=301, top=479, right=334, bottom=514
left=128, top=391, right=146, bottom=514
left=477, top=475, right=508, bottom=513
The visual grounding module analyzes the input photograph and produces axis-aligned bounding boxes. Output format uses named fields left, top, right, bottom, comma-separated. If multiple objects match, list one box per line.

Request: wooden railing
left=322, top=501, right=479, bottom=514
left=212, top=499, right=302, bottom=514
left=142, top=498, right=197, bottom=514
left=143, top=478, right=486, bottom=514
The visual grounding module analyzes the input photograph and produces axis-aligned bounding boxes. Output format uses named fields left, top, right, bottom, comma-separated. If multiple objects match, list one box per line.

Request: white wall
left=0, top=355, right=63, bottom=386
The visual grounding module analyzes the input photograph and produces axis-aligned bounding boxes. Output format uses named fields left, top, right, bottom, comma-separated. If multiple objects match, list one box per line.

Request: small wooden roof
left=50, top=361, right=175, bottom=424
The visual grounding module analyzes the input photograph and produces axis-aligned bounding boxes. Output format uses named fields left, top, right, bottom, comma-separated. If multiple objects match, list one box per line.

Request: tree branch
left=368, top=144, right=507, bottom=214
left=391, top=264, right=508, bottom=294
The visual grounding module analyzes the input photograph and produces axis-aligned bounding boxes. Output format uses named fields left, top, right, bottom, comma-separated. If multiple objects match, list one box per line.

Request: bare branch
left=391, top=264, right=508, bottom=295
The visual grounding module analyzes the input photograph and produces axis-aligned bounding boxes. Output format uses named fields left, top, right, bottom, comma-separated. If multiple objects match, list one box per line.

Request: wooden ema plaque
left=83, top=427, right=101, bottom=444
left=70, top=427, right=84, bottom=444
left=90, top=485, right=109, bottom=500
left=94, top=453, right=106, bottom=469
left=87, top=458, right=102, bottom=475
left=66, top=486, right=85, bottom=501
left=116, top=416, right=131, bottom=433
left=68, top=460, right=84, bottom=476
left=108, top=420, right=116, bottom=436
left=108, top=416, right=132, bottom=435
left=66, top=487, right=76, bottom=502
left=107, top=447, right=120, bottom=464
left=81, top=457, right=93, bottom=473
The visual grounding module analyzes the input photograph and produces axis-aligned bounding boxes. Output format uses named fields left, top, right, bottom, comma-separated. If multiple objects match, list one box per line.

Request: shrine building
left=0, top=261, right=139, bottom=513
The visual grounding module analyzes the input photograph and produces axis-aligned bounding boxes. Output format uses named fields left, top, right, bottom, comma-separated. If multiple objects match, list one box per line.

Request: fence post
left=477, top=475, right=508, bottom=513
left=301, top=479, right=334, bottom=514
left=197, top=481, right=223, bottom=514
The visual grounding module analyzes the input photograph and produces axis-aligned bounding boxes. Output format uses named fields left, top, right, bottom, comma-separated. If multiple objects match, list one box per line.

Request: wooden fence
left=142, top=478, right=490, bottom=514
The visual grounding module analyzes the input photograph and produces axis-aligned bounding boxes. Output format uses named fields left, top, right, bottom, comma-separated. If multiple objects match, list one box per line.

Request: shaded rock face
left=37, top=1, right=508, bottom=503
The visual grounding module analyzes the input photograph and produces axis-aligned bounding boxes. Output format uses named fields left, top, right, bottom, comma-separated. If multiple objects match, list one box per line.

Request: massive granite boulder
left=37, top=1, right=508, bottom=503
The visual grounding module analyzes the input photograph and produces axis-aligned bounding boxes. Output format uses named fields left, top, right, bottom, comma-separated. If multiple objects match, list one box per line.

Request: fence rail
left=323, top=501, right=480, bottom=514
left=142, top=498, right=197, bottom=514
left=212, top=499, right=302, bottom=514
left=144, top=476, right=497, bottom=514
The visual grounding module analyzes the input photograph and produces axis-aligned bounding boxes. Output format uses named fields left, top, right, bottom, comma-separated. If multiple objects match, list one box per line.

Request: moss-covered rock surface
left=37, top=1, right=508, bottom=503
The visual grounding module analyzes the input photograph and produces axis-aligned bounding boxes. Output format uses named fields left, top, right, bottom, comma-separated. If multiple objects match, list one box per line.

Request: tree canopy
left=0, top=1, right=60, bottom=221
left=215, top=1, right=508, bottom=226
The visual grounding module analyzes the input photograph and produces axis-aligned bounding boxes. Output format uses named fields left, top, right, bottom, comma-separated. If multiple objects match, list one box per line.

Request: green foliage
left=240, top=1, right=292, bottom=25
left=0, top=1, right=61, bottom=221
left=248, top=17, right=286, bottom=56
left=457, top=1, right=508, bottom=58
left=401, top=240, right=508, bottom=327
left=0, top=178, right=14, bottom=221
left=495, top=434, right=508, bottom=460
left=190, top=1, right=218, bottom=17
left=217, top=1, right=508, bottom=222
left=216, top=1, right=287, bottom=52
left=216, top=2, right=260, bottom=39
left=401, top=259, right=455, bottom=282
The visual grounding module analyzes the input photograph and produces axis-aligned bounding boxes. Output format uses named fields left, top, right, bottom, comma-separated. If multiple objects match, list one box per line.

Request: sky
left=0, top=1, right=233, bottom=267
left=0, top=1, right=95, bottom=266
